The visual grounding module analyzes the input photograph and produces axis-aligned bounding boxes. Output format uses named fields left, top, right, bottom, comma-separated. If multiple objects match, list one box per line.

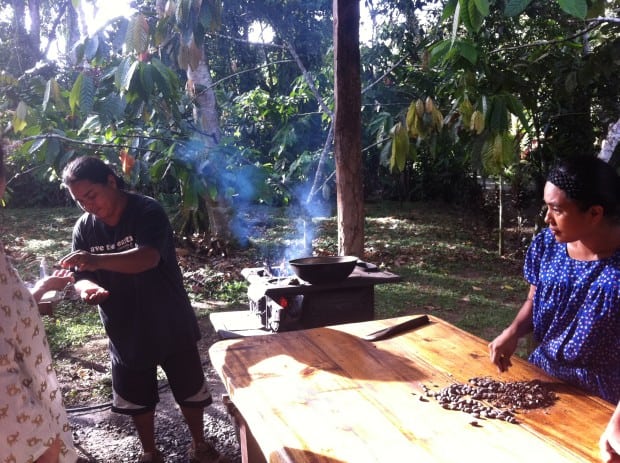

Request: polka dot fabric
left=525, top=227, right=620, bottom=403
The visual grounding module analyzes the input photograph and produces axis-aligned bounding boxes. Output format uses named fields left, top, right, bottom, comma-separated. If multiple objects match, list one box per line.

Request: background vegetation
left=0, top=0, right=618, bottom=250
left=0, top=0, right=617, bottom=404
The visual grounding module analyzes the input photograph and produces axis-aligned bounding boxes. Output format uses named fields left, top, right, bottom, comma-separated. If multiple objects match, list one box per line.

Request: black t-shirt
left=72, top=193, right=200, bottom=368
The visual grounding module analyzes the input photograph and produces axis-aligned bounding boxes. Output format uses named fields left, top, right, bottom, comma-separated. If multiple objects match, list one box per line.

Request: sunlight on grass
left=6, top=201, right=532, bottom=360
left=43, top=303, right=104, bottom=353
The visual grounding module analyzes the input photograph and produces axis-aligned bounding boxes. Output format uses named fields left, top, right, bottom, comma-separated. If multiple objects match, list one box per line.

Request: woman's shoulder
left=530, top=227, right=558, bottom=252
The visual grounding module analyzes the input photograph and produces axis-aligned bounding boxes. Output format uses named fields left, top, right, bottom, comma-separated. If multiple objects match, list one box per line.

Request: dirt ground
left=61, top=315, right=242, bottom=462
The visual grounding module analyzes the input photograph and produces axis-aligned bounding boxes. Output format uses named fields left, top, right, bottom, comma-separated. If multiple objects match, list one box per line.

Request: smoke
left=185, top=141, right=333, bottom=261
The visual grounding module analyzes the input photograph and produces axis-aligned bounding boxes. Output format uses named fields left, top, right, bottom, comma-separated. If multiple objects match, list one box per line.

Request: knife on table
left=362, top=315, right=430, bottom=341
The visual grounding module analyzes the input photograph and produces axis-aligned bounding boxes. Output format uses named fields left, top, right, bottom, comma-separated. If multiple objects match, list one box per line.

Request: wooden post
left=333, top=0, right=364, bottom=257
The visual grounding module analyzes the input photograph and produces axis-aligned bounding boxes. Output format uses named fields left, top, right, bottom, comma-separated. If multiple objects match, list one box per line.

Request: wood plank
left=209, top=315, right=614, bottom=462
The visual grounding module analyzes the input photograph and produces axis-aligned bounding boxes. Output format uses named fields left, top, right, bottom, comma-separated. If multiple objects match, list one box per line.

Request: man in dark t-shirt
left=60, top=156, right=228, bottom=463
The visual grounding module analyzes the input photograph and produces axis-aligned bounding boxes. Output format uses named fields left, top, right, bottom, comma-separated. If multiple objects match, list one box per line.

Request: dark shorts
left=111, top=345, right=212, bottom=415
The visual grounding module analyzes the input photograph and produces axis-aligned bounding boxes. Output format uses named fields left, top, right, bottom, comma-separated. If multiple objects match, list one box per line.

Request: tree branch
left=489, top=21, right=602, bottom=54
left=306, top=121, right=334, bottom=204
left=284, top=41, right=334, bottom=119
left=362, top=56, right=407, bottom=94
left=20, top=132, right=160, bottom=153
left=207, top=59, right=294, bottom=89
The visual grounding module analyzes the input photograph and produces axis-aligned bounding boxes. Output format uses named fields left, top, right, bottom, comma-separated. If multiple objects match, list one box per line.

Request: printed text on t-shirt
left=90, top=235, right=135, bottom=253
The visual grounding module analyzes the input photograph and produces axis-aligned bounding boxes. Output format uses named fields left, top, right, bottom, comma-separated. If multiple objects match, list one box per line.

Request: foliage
left=386, top=0, right=618, bottom=178
left=0, top=0, right=619, bottom=240
left=7, top=201, right=530, bottom=353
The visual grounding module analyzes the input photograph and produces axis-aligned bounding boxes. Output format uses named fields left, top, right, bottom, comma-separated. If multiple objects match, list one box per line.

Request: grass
left=1, top=200, right=532, bottom=354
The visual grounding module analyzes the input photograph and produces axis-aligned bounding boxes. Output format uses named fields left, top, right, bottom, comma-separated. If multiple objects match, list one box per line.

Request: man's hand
left=59, top=250, right=97, bottom=272
left=79, top=285, right=110, bottom=305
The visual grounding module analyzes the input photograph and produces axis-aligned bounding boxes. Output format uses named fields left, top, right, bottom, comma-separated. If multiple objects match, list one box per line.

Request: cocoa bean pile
left=420, top=376, right=558, bottom=425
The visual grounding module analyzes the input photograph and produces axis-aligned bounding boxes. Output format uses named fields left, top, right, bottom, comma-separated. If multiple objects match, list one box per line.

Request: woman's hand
left=600, top=434, right=620, bottom=463
left=488, top=328, right=519, bottom=373
left=600, top=403, right=620, bottom=462
left=30, top=270, right=74, bottom=303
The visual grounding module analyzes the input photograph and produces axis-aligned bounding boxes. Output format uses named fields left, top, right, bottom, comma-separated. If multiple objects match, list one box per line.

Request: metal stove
left=241, top=261, right=401, bottom=332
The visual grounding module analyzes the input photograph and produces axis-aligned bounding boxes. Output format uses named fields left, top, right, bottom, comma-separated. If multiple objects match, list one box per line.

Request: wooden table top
left=208, top=315, right=614, bottom=463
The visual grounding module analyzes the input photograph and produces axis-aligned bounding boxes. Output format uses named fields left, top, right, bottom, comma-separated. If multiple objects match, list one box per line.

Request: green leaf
left=558, top=0, right=587, bottom=19
left=473, top=0, right=490, bottom=16
left=467, top=0, right=485, bottom=31
left=200, top=0, right=222, bottom=32
left=83, top=34, right=100, bottom=60
left=79, top=73, right=95, bottom=114
left=451, top=1, right=460, bottom=45
left=176, top=0, right=192, bottom=28
left=486, top=97, right=509, bottom=133
left=45, top=136, right=61, bottom=166
left=151, top=58, right=174, bottom=95
left=78, top=115, right=101, bottom=135
left=28, top=137, right=47, bottom=155
left=122, top=60, right=140, bottom=92
left=504, top=0, right=532, bottom=17
left=504, top=94, right=530, bottom=131
left=442, top=0, right=458, bottom=20
left=140, top=62, right=154, bottom=96
left=115, top=57, right=132, bottom=90
left=69, top=73, right=83, bottom=115
left=457, top=40, right=479, bottom=65
left=428, top=40, right=452, bottom=67
left=125, top=13, right=149, bottom=54
left=42, top=80, right=52, bottom=111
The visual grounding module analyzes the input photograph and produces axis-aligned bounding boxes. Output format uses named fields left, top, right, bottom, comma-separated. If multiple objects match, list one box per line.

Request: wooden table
left=208, top=315, right=614, bottom=463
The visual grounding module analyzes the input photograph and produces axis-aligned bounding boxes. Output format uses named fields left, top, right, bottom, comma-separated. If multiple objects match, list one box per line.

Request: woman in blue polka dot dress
left=486, top=156, right=620, bottom=462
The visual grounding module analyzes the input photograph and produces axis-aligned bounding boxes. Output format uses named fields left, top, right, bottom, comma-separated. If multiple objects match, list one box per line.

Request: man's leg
left=180, top=404, right=207, bottom=447
left=163, top=347, right=225, bottom=461
left=132, top=410, right=157, bottom=454
left=111, top=359, right=159, bottom=457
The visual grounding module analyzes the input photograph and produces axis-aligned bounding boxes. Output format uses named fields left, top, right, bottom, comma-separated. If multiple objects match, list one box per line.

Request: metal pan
left=289, top=256, right=358, bottom=285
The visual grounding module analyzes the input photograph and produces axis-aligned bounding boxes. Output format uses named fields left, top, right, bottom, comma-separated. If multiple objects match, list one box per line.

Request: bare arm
left=600, top=402, right=620, bottom=462
left=488, top=285, right=536, bottom=372
left=59, top=245, right=160, bottom=274
left=29, top=270, right=74, bottom=303
left=72, top=278, right=110, bottom=305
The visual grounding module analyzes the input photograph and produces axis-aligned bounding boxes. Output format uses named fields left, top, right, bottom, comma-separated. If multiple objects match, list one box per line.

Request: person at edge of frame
left=486, top=155, right=620, bottom=463
left=0, top=141, right=78, bottom=463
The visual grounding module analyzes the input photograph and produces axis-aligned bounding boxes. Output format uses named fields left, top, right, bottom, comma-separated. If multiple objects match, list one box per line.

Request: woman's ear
left=106, top=173, right=118, bottom=188
left=589, top=204, right=605, bottom=224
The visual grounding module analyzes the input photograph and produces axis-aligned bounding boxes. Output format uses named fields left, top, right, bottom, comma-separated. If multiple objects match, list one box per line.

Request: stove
left=241, top=261, right=401, bottom=332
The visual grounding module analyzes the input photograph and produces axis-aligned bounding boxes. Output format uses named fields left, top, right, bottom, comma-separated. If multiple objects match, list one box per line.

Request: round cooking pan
left=289, top=256, right=358, bottom=285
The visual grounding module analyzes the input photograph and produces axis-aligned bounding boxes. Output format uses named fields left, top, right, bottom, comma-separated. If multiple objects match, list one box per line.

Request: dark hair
left=547, top=156, right=620, bottom=220
left=62, top=156, right=125, bottom=190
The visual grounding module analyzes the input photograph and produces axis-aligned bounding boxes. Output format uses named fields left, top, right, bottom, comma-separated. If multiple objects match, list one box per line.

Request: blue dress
left=525, top=227, right=620, bottom=403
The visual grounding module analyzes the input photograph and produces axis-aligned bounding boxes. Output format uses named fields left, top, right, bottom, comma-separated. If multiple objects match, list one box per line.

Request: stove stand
left=241, top=262, right=402, bottom=333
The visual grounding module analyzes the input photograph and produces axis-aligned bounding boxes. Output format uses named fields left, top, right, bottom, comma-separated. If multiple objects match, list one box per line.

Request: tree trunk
left=186, top=58, right=230, bottom=242
left=10, top=0, right=40, bottom=73
left=498, top=176, right=504, bottom=257
left=333, top=0, right=364, bottom=257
